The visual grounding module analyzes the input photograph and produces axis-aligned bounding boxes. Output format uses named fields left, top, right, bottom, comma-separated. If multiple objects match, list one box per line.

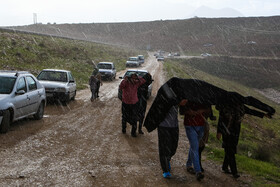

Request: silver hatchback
left=0, top=71, right=46, bottom=133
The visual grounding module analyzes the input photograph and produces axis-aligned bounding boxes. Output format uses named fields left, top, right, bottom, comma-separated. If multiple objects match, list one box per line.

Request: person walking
left=180, top=102, right=209, bottom=181
left=89, top=74, right=97, bottom=102
left=158, top=99, right=188, bottom=179
left=199, top=105, right=216, bottom=172
left=158, top=106, right=179, bottom=178
left=95, top=73, right=103, bottom=98
left=137, top=73, right=153, bottom=134
left=216, top=102, right=272, bottom=178
left=119, top=73, right=147, bottom=137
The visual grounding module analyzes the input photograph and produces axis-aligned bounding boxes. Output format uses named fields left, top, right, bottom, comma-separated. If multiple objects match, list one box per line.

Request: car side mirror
left=69, top=80, right=75, bottom=83
left=16, top=90, right=25, bottom=95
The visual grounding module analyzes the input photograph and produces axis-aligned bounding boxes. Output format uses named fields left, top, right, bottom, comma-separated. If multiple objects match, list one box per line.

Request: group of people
left=143, top=77, right=275, bottom=181
left=99, top=71, right=275, bottom=182
left=155, top=93, right=273, bottom=181
left=158, top=100, right=216, bottom=180
left=89, top=66, right=102, bottom=102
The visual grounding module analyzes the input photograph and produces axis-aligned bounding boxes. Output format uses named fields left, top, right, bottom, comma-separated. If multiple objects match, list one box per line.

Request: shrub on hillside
left=253, top=145, right=271, bottom=162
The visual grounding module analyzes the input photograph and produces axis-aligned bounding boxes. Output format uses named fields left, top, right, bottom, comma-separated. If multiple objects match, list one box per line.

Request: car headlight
left=54, top=87, right=66, bottom=92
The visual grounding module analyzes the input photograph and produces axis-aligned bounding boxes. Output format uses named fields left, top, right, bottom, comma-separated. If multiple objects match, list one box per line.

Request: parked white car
left=201, top=53, right=212, bottom=57
left=37, top=69, right=76, bottom=103
left=157, top=56, right=165, bottom=61
left=97, top=62, right=116, bottom=81
left=126, top=57, right=140, bottom=67
left=138, top=55, right=145, bottom=64
left=0, top=71, right=46, bottom=133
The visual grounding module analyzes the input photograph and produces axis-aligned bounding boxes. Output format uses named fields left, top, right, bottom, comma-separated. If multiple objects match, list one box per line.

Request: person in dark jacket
left=216, top=102, right=272, bottom=178
left=137, top=73, right=153, bottom=134
left=95, top=73, right=103, bottom=98
left=158, top=99, right=188, bottom=179
left=89, top=75, right=97, bottom=102
left=158, top=106, right=179, bottom=178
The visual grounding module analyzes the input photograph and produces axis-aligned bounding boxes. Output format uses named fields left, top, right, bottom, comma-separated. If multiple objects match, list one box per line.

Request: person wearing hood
left=216, top=101, right=272, bottom=178
left=119, top=73, right=147, bottom=137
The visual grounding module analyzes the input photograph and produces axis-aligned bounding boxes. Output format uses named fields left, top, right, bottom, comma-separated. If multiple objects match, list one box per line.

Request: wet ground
left=0, top=53, right=252, bottom=186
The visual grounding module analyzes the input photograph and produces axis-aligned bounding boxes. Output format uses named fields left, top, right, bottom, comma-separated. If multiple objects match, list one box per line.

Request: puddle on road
left=44, top=99, right=84, bottom=116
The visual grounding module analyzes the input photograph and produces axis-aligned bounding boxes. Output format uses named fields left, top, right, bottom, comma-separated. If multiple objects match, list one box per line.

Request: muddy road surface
left=0, top=53, right=251, bottom=186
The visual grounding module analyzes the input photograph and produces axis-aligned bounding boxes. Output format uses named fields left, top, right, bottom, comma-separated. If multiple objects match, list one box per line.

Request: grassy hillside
left=163, top=57, right=280, bottom=186
left=7, top=16, right=280, bottom=58
left=1, top=17, right=280, bottom=185
left=169, top=57, right=280, bottom=90
left=0, top=30, right=146, bottom=89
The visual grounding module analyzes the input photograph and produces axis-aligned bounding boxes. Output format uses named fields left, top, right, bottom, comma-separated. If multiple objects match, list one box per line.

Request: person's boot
left=122, top=120, right=126, bottom=134
left=196, top=172, right=204, bottom=181
left=232, top=173, right=240, bottom=178
left=131, top=124, right=137, bottom=137
left=138, top=122, right=144, bottom=134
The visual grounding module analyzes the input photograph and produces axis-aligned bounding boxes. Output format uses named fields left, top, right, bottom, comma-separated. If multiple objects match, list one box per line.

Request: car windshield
left=37, top=71, right=68, bottom=82
left=0, top=77, right=16, bottom=94
left=124, top=71, right=147, bottom=78
left=128, top=57, right=137, bottom=61
left=97, top=64, right=112, bottom=69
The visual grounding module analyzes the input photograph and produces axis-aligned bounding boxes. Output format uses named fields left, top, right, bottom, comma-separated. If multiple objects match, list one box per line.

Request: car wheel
left=62, top=93, right=71, bottom=105
left=34, top=102, right=45, bottom=120
left=0, top=110, right=10, bottom=133
left=71, top=91, right=76, bottom=100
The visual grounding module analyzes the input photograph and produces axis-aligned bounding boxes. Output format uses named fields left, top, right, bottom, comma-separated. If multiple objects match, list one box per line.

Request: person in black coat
left=137, top=73, right=153, bottom=134
left=158, top=105, right=179, bottom=178
left=216, top=101, right=272, bottom=178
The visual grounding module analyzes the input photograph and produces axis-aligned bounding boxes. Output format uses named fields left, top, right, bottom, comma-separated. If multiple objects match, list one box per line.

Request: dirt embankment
left=0, top=53, right=251, bottom=186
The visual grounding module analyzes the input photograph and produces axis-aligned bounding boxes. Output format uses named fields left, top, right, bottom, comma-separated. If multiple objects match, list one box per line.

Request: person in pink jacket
left=119, top=73, right=147, bottom=137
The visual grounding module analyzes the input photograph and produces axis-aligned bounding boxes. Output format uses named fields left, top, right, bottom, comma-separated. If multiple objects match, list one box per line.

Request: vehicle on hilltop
left=138, top=55, right=145, bottom=64
left=126, top=57, right=140, bottom=67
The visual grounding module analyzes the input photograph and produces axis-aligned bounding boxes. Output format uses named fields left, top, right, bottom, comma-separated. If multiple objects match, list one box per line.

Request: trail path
left=0, top=53, right=251, bottom=186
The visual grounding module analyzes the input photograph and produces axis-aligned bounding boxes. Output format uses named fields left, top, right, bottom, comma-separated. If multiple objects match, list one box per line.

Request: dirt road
left=0, top=53, right=251, bottom=186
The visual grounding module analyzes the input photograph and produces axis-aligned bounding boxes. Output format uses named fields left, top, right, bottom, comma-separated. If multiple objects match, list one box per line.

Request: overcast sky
left=0, top=0, right=279, bottom=26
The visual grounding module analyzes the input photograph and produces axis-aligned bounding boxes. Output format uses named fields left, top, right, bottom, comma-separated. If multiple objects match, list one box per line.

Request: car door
left=13, top=77, right=29, bottom=119
left=68, top=72, right=76, bottom=98
left=112, top=64, right=116, bottom=77
left=25, top=76, right=41, bottom=115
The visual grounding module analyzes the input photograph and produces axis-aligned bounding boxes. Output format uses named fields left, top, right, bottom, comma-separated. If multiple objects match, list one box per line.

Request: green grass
left=0, top=30, right=146, bottom=90
left=206, top=147, right=280, bottom=185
